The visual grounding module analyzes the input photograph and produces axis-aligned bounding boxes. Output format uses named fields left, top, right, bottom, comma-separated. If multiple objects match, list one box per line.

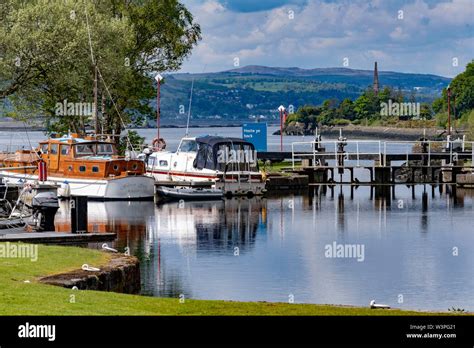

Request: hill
left=157, top=65, right=450, bottom=125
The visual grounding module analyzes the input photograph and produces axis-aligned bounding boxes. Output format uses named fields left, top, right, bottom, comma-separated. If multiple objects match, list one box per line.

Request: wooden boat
left=156, top=186, right=223, bottom=201
left=142, top=136, right=266, bottom=196
left=0, top=134, right=154, bottom=200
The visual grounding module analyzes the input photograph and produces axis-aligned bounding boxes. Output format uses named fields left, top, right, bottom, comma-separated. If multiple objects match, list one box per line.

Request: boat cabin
left=179, top=136, right=259, bottom=172
left=0, top=134, right=146, bottom=179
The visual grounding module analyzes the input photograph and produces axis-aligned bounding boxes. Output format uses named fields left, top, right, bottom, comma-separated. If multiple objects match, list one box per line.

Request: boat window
left=92, top=166, right=99, bottom=173
left=61, top=145, right=70, bottom=155
left=196, top=144, right=207, bottom=169
left=75, top=143, right=95, bottom=156
left=97, top=143, right=114, bottom=155
left=178, top=140, right=197, bottom=152
left=79, top=165, right=86, bottom=172
left=216, top=144, right=228, bottom=171
left=40, top=143, right=49, bottom=154
left=68, top=165, right=73, bottom=172
left=50, top=144, right=58, bottom=155
left=205, top=145, right=215, bottom=169
left=159, top=160, right=168, bottom=167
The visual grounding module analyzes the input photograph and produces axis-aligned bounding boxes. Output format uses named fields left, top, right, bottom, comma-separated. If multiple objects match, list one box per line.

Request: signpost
left=278, top=105, right=286, bottom=151
left=242, top=123, right=267, bottom=152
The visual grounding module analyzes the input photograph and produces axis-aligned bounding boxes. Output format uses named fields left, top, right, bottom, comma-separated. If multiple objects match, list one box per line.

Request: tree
left=353, top=94, right=372, bottom=120
left=432, top=61, right=474, bottom=117
left=337, top=98, right=355, bottom=120
left=0, top=0, right=201, bottom=141
left=419, top=103, right=433, bottom=120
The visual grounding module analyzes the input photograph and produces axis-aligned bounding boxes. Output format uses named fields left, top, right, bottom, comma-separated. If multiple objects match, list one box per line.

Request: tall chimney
left=373, top=61, right=379, bottom=95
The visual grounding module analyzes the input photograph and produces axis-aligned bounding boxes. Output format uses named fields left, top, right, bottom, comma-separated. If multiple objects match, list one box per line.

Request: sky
left=180, top=0, right=474, bottom=77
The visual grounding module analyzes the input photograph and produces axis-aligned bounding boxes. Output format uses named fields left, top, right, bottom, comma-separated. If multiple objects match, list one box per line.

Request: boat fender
left=58, top=181, right=71, bottom=198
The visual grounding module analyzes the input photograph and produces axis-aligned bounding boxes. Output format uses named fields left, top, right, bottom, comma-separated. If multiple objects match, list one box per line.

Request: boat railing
left=0, top=144, right=35, bottom=154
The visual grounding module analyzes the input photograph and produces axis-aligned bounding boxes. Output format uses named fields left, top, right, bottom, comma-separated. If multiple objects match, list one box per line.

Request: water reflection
left=53, top=185, right=474, bottom=311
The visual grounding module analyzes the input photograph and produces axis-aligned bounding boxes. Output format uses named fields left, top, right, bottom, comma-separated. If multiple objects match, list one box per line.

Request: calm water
left=0, top=125, right=395, bottom=152
left=53, top=184, right=474, bottom=312
left=2, top=127, right=473, bottom=311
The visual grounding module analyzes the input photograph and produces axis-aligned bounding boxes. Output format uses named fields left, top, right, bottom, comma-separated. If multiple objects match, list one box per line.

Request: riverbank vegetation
left=0, top=243, right=470, bottom=316
left=285, top=61, right=474, bottom=139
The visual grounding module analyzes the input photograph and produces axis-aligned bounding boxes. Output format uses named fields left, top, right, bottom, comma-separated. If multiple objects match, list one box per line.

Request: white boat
left=142, top=136, right=266, bottom=196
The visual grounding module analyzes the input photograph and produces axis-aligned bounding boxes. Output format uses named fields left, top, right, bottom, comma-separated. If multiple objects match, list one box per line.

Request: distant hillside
left=156, top=65, right=450, bottom=125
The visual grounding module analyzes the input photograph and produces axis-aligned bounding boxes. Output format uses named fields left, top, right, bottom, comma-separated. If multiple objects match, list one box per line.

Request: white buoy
left=370, top=299, right=390, bottom=309
left=58, top=181, right=71, bottom=198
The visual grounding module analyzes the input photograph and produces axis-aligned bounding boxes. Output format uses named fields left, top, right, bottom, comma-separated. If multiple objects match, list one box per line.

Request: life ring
left=152, top=138, right=166, bottom=151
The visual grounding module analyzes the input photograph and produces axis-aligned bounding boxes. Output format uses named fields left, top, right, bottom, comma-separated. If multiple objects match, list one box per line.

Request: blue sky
left=180, top=0, right=473, bottom=77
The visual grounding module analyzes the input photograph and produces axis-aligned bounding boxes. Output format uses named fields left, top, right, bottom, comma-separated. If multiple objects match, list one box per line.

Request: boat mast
left=185, top=78, right=194, bottom=137
left=93, top=64, right=99, bottom=135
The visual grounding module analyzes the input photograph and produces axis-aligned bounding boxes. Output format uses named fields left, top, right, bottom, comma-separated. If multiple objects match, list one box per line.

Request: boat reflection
left=54, top=197, right=268, bottom=297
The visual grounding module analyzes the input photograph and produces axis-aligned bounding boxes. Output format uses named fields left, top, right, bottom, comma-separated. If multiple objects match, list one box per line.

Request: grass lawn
left=0, top=243, right=468, bottom=316
left=260, top=160, right=299, bottom=174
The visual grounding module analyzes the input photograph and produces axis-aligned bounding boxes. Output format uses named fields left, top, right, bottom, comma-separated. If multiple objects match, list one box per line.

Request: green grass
left=260, top=160, right=299, bottom=174
left=0, top=243, right=469, bottom=316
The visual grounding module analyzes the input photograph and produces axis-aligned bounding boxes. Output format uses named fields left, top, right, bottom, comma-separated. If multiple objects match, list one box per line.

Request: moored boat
left=0, top=134, right=155, bottom=200
left=156, top=186, right=224, bottom=201
left=142, top=135, right=266, bottom=196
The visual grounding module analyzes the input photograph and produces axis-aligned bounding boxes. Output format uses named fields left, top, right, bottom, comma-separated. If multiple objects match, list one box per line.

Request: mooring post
left=422, top=190, right=428, bottom=212
left=374, top=167, right=390, bottom=184
left=70, top=196, right=88, bottom=234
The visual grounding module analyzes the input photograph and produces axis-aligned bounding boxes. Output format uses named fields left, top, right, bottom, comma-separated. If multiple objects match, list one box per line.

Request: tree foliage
left=0, top=0, right=201, bottom=138
left=432, top=60, right=474, bottom=119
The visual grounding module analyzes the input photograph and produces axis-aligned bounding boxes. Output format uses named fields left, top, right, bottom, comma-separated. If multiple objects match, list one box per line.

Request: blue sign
left=242, top=123, right=267, bottom=152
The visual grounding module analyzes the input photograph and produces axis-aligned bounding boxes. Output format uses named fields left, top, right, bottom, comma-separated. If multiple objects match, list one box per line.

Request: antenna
left=184, top=65, right=207, bottom=137
left=185, top=78, right=194, bottom=137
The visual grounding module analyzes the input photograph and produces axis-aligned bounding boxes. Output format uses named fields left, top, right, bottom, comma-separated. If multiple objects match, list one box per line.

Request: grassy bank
left=0, top=243, right=468, bottom=316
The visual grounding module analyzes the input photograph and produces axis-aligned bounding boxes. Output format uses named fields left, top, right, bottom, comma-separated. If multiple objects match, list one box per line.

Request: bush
left=330, top=118, right=351, bottom=126
left=435, top=112, right=448, bottom=128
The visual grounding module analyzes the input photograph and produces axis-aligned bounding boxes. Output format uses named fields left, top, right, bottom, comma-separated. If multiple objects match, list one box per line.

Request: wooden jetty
left=457, top=173, right=474, bottom=188
left=258, top=139, right=474, bottom=186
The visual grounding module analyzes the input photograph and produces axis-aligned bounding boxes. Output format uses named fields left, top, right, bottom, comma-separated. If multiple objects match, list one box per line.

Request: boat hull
left=0, top=171, right=155, bottom=200
left=156, top=186, right=223, bottom=201
left=147, top=170, right=266, bottom=196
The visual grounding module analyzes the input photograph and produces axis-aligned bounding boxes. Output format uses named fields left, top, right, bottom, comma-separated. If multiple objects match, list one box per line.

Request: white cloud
left=181, top=0, right=474, bottom=77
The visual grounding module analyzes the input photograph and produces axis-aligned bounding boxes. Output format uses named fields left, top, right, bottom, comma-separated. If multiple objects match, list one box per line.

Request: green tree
left=337, top=98, right=355, bottom=120
left=353, top=94, right=372, bottom=120
left=419, top=103, right=433, bottom=120
left=432, top=60, right=474, bottom=118
left=0, top=0, right=201, bottom=141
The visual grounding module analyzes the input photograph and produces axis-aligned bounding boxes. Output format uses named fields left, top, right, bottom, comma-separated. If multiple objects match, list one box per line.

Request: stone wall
left=39, top=253, right=140, bottom=294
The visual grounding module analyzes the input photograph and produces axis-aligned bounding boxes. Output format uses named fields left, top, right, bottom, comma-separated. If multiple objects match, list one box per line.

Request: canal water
left=53, top=184, right=474, bottom=312
left=1, top=127, right=473, bottom=311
